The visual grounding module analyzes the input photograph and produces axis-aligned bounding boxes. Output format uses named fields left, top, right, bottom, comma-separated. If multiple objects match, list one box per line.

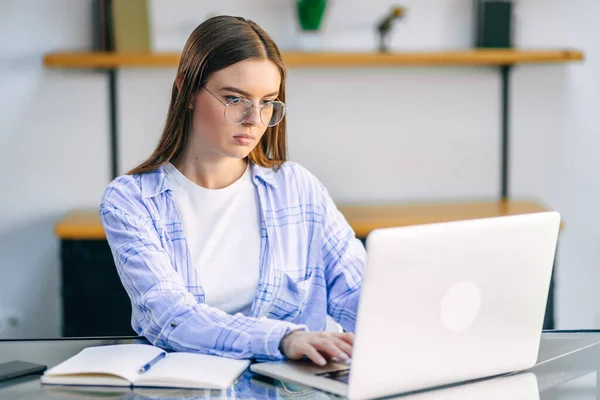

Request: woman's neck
left=173, top=153, right=248, bottom=190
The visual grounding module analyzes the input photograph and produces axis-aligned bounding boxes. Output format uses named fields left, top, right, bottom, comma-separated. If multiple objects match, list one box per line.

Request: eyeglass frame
left=202, top=86, right=287, bottom=127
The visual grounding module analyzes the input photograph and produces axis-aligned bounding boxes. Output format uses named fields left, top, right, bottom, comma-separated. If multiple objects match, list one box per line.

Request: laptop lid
left=347, top=212, right=560, bottom=400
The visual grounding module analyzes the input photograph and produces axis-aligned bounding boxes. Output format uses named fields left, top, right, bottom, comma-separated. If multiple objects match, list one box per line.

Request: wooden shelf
left=55, top=211, right=106, bottom=240
left=43, top=49, right=584, bottom=69
left=55, top=200, right=554, bottom=240
left=338, top=200, right=553, bottom=238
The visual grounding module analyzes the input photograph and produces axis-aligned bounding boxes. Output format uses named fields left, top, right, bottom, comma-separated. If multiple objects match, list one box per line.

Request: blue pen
left=138, top=352, right=166, bottom=374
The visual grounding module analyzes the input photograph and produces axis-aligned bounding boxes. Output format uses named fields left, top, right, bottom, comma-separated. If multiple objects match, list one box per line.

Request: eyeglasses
left=203, top=86, right=286, bottom=127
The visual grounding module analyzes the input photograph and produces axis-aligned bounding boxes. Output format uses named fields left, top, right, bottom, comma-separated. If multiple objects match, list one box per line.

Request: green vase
left=296, top=0, right=328, bottom=31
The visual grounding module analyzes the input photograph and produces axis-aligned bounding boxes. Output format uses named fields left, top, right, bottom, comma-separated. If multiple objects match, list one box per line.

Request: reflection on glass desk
left=2, top=331, right=600, bottom=399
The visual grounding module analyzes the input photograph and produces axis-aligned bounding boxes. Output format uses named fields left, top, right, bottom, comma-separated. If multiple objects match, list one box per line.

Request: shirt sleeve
left=318, top=182, right=367, bottom=332
left=100, top=202, right=306, bottom=361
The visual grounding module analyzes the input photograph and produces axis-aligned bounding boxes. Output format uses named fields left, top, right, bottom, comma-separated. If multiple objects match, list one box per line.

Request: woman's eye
left=262, top=100, right=274, bottom=106
left=225, top=96, right=242, bottom=104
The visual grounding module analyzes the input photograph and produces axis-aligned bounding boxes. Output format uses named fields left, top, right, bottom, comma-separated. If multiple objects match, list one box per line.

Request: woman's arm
left=319, top=183, right=367, bottom=332
left=100, top=203, right=304, bottom=361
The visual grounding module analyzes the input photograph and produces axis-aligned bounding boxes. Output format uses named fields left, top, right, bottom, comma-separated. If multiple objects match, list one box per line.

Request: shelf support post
left=108, top=69, right=119, bottom=179
left=500, top=65, right=511, bottom=201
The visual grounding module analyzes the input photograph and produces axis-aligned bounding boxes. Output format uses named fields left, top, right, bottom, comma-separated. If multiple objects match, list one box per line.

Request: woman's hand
left=279, top=331, right=354, bottom=366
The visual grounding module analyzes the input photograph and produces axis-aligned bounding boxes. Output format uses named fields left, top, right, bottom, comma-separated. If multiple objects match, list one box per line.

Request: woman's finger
left=334, top=332, right=354, bottom=345
left=304, top=344, right=327, bottom=366
left=313, top=339, right=349, bottom=362
left=332, top=337, right=353, bottom=358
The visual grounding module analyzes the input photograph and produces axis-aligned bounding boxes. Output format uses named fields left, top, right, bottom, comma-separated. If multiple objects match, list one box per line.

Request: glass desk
left=2, top=331, right=600, bottom=399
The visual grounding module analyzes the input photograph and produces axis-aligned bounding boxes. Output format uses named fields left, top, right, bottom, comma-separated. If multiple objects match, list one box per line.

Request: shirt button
left=170, top=321, right=177, bottom=328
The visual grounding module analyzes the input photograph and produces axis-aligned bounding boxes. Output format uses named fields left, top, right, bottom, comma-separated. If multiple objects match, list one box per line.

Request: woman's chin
left=221, top=147, right=254, bottom=160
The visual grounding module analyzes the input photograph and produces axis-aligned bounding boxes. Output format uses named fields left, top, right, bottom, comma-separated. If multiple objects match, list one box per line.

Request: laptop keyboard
left=315, top=368, right=351, bottom=384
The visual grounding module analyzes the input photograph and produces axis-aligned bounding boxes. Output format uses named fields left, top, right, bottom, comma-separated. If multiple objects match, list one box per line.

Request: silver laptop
left=251, top=212, right=561, bottom=400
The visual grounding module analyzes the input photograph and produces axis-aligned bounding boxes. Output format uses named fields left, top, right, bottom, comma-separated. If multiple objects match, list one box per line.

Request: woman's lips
left=233, top=134, right=255, bottom=146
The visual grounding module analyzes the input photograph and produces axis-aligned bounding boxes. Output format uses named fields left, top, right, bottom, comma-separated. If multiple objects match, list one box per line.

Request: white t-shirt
left=163, top=162, right=261, bottom=316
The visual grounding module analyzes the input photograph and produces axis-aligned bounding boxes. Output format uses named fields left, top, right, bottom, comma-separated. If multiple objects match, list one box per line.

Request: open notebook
left=40, top=344, right=250, bottom=389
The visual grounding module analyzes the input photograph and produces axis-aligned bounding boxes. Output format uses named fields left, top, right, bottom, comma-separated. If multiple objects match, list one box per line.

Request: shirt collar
left=250, top=162, right=279, bottom=189
left=140, top=166, right=173, bottom=198
left=140, top=161, right=278, bottom=198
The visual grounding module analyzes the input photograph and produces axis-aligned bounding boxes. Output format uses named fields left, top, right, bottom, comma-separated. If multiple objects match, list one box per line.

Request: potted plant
left=295, top=0, right=328, bottom=50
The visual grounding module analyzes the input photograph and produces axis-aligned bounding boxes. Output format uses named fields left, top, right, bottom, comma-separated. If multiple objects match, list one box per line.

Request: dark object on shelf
left=377, top=6, right=406, bottom=52
left=475, top=0, right=513, bottom=48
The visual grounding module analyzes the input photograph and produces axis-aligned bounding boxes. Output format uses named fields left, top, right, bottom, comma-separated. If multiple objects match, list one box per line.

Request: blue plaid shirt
left=99, top=161, right=366, bottom=361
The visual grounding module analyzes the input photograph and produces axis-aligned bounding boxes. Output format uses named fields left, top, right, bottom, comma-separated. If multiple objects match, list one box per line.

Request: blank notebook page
left=134, top=352, right=250, bottom=389
left=45, top=344, right=164, bottom=383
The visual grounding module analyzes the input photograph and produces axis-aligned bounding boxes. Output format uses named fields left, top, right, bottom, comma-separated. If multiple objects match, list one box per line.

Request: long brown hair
left=128, top=16, right=287, bottom=175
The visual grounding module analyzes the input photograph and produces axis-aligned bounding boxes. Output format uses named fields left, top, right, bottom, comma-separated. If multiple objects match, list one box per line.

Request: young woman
left=100, top=15, right=365, bottom=366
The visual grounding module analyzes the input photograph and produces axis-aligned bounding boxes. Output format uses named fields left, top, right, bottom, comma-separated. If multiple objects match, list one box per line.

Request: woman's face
left=190, top=59, right=282, bottom=162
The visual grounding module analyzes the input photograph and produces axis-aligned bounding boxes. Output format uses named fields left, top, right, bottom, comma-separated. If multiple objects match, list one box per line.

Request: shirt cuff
left=251, top=317, right=308, bottom=361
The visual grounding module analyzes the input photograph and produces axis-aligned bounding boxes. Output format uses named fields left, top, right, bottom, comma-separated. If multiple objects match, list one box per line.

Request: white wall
left=542, top=2, right=600, bottom=328
left=0, top=0, right=110, bottom=337
left=0, top=0, right=597, bottom=337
